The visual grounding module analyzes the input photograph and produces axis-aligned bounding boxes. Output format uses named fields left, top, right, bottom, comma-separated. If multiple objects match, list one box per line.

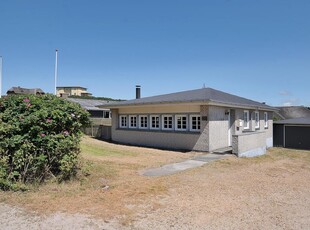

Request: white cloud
left=279, top=90, right=291, bottom=96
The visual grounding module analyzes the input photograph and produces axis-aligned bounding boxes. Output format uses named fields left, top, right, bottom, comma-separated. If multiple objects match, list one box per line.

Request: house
left=7, top=86, right=45, bottom=95
left=274, top=117, right=310, bottom=150
left=66, top=98, right=112, bottom=140
left=56, top=86, right=92, bottom=97
left=99, top=87, right=277, bottom=157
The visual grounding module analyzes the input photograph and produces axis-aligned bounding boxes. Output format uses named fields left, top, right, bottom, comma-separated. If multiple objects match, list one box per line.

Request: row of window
left=243, top=111, right=268, bottom=130
left=119, top=114, right=201, bottom=132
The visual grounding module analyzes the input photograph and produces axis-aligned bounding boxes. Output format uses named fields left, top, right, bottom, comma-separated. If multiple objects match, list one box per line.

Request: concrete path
left=142, top=153, right=232, bottom=176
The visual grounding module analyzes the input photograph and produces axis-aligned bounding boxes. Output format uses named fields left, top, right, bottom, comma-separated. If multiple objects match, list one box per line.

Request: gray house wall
left=208, top=106, right=230, bottom=151
left=110, top=106, right=274, bottom=156
left=111, top=108, right=202, bottom=151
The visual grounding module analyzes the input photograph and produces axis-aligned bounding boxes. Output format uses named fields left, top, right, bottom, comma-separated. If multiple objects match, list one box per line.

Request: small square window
left=255, top=111, right=260, bottom=129
left=139, top=115, right=148, bottom=129
left=243, top=110, right=249, bottom=130
left=162, top=115, right=173, bottom=130
left=129, top=115, right=137, bottom=128
left=150, top=115, right=160, bottom=129
left=175, top=115, right=187, bottom=131
left=119, top=115, right=127, bottom=128
left=264, top=112, right=268, bottom=128
left=190, top=115, right=201, bottom=132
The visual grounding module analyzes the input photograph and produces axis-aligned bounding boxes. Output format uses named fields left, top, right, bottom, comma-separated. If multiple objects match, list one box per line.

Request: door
left=285, top=125, right=310, bottom=150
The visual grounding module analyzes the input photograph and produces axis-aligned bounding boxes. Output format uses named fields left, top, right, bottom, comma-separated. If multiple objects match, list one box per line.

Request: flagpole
left=54, top=49, right=58, bottom=95
left=0, top=56, right=2, bottom=98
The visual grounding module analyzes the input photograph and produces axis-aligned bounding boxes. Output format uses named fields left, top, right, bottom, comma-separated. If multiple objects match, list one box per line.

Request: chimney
left=136, top=85, right=141, bottom=99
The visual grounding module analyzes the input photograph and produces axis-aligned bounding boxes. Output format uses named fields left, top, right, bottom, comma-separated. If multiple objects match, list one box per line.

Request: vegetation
left=0, top=94, right=89, bottom=190
left=68, top=95, right=125, bottom=101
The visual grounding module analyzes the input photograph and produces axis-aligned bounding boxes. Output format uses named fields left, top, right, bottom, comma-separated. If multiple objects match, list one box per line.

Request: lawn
left=1, top=136, right=309, bottom=229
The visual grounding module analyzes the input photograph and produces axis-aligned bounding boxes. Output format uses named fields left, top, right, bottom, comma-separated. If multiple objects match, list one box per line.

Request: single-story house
left=7, top=86, right=45, bottom=95
left=274, top=117, right=310, bottom=150
left=99, top=87, right=277, bottom=157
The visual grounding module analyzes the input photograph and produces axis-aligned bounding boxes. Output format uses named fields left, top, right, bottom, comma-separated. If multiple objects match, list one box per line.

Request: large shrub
left=0, top=94, right=89, bottom=190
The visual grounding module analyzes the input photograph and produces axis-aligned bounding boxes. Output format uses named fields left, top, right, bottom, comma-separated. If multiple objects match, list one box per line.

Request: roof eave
left=98, top=99, right=278, bottom=111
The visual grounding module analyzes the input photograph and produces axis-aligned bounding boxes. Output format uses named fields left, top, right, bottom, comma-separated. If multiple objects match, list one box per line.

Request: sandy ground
left=1, top=140, right=310, bottom=230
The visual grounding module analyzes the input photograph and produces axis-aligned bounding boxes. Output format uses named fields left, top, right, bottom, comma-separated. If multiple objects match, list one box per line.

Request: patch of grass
left=81, top=142, right=138, bottom=157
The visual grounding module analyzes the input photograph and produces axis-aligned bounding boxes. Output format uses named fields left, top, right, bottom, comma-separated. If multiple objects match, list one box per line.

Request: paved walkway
left=142, top=153, right=232, bottom=176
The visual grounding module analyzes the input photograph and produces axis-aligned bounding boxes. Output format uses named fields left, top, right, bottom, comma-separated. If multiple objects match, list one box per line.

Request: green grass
left=80, top=142, right=138, bottom=157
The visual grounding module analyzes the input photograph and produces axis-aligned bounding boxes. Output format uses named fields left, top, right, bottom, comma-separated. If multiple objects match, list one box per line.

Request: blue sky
left=0, top=0, right=309, bottom=106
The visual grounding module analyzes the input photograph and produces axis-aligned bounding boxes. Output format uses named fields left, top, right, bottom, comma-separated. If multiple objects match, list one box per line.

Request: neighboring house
left=7, top=86, right=45, bottom=95
left=274, top=106, right=310, bottom=120
left=99, top=87, right=277, bottom=157
left=274, top=117, right=310, bottom=150
left=56, top=86, right=92, bottom=97
left=66, top=98, right=111, bottom=140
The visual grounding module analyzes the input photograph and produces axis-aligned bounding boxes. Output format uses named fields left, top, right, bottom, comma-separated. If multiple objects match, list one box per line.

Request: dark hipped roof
left=274, top=117, right=310, bottom=125
left=99, top=88, right=276, bottom=111
left=274, top=106, right=310, bottom=120
left=67, top=98, right=110, bottom=111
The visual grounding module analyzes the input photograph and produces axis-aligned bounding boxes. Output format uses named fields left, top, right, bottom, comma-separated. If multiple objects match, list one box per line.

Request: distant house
left=67, top=98, right=111, bottom=119
left=7, top=86, right=45, bottom=95
left=56, top=86, right=92, bottom=97
left=99, top=87, right=278, bottom=157
left=67, top=98, right=112, bottom=140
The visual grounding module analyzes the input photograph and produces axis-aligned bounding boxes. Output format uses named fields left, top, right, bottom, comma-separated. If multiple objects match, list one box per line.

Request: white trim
left=175, top=114, right=188, bottom=131
left=119, top=115, right=127, bottom=128
left=162, top=114, right=173, bottom=130
left=255, top=111, right=260, bottom=129
left=129, top=115, right=137, bottom=129
left=189, top=114, right=201, bottom=132
left=264, top=112, right=268, bottom=128
left=243, top=110, right=250, bottom=130
left=150, top=115, right=160, bottom=130
left=139, top=115, right=148, bottom=129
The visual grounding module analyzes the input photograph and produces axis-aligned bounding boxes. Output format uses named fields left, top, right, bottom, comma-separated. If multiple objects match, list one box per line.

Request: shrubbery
left=0, top=94, right=89, bottom=190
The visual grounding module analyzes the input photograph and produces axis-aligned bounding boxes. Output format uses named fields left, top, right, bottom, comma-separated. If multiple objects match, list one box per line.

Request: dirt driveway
left=1, top=138, right=310, bottom=229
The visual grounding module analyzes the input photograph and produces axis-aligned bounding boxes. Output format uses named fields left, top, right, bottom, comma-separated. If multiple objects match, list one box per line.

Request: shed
left=274, top=117, right=310, bottom=150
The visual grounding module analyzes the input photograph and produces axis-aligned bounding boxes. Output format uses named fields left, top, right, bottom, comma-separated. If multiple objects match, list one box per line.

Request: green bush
left=0, top=94, right=89, bottom=190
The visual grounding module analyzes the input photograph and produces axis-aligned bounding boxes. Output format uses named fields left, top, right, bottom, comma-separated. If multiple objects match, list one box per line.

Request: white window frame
left=190, top=115, right=201, bottom=132
left=162, top=115, right=173, bottom=130
left=129, top=115, right=137, bottom=129
left=150, top=115, right=160, bottom=130
left=243, top=110, right=250, bottom=130
left=175, top=114, right=188, bottom=131
left=139, top=115, right=148, bottom=129
left=119, top=115, right=127, bottom=128
left=255, top=111, right=260, bottom=129
left=264, top=112, right=268, bottom=128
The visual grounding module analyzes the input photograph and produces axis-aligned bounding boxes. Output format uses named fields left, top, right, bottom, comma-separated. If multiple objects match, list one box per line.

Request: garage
left=273, top=117, right=310, bottom=150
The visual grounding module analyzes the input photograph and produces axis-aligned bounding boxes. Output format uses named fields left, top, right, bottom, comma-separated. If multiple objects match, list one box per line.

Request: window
left=162, top=115, right=173, bottom=130
left=139, top=115, right=148, bottom=129
left=175, top=115, right=187, bottom=131
left=243, top=110, right=249, bottom=130
left=264, top=112, right=268, bottom=128
left=190, top=115, right=201, bottom=132
left=119, top=115, right=127, bottom=128
left=150, top=115, right=160, bottom=129
left=129, top=115, right=137, bottom=128
left=255, top=111, right=260, bottom=129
